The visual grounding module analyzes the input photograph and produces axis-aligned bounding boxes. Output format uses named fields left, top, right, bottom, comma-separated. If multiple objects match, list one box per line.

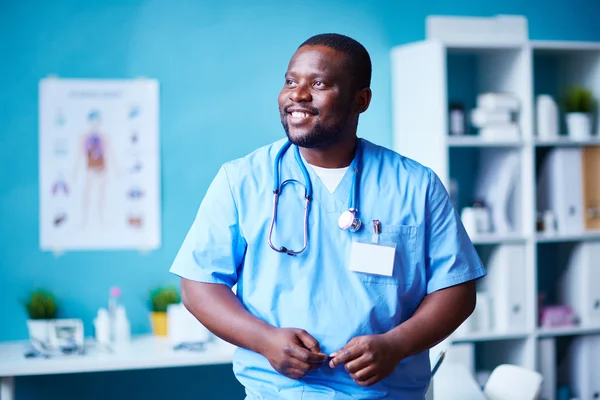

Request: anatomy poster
left=39, top=78, right=161, bottom=251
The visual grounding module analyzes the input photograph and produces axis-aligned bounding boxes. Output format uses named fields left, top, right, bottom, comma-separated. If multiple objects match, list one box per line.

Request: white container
left=536, top=95, right=559, bottom=139
left=93, top=308, right=111, bottom=346
left=113, top=305, right=131, bottom=345
left=460, top=207, right=478, bottom=238
left=27, top=320, right=50, bottom=348
left=566, top=112, right=592, bottom=140
left=167, top=303, right=211, bottom=345
left=471, top=108, right=512, bottom=128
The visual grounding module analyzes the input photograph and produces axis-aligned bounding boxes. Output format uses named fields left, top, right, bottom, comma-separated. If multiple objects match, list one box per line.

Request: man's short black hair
left=299, top=33, right=372, bottom=90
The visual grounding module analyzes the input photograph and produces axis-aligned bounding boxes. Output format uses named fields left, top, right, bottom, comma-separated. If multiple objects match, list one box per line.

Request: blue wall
left=2, top=0, right=600, bottom=399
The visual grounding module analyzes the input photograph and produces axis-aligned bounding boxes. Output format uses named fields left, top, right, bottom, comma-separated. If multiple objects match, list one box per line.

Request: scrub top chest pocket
left=349, top=223, right=419, bottom=287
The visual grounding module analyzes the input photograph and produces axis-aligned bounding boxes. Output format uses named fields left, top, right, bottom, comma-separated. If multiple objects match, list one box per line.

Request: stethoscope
left=267, top=140, right=362, bottom=256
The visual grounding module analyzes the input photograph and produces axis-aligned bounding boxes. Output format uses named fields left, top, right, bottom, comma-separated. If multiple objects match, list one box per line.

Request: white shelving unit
left=391, top=17, right=600, bottom=400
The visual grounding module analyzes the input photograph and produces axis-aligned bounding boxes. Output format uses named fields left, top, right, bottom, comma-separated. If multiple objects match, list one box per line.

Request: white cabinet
left=390, top=15, right=600, bottom=396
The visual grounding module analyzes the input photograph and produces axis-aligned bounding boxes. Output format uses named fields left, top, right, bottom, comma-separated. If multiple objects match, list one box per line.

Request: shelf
left=471, top=234, right=528, bottom=245
left=536, top=325, right=600, bottom=338
left=451, top=330, right=531, bottom=343
left=448, top=136, right=524, bottom=147
left=535, top=136, right=600, bottom=147
left=536, top=230, right=600, bottom=243
left=531, top=40, right=600, bottom=52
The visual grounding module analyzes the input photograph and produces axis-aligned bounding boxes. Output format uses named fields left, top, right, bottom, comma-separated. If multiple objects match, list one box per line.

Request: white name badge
left=349, top=240, right=396, bottom=277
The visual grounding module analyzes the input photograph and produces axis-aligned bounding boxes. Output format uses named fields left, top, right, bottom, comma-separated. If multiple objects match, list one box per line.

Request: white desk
left=0, top=335, right=236, bottom=400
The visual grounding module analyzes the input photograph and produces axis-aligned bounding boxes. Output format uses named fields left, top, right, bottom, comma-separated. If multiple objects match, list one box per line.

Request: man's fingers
left=350, top=364, right=377, bottom=382
left=289, top=345, right=327, bottom=365
left=285, top=367, right=308, bottom=380
left=296, top=330, right=321, bottom=353
left=283, top=355, right=311, bottom=372
left=344, top=353, right=373, bottom=374
left=355, top=373, right=380, bottom=387
left=329, top=344, right=360, bottom=368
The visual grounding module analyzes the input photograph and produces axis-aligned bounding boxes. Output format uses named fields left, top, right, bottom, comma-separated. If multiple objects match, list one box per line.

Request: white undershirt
left=308, top=164, right=349, bottom=194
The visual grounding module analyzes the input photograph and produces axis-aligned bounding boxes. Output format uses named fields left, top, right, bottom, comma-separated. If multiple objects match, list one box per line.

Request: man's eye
left=313, top=81, right=324, bottom=88
left=286, top=79, right=295, bottom=86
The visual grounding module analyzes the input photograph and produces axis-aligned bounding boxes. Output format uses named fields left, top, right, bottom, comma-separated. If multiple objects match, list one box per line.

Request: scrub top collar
left=288, top=138, right=364, bottom=215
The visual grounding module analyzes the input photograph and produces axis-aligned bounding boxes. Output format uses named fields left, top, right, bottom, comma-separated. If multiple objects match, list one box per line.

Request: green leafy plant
left=563, top=86, right=596, bottom=113
left=149, top=286, right=180, bottom=312
left=24, top=289, right=58, bottom=320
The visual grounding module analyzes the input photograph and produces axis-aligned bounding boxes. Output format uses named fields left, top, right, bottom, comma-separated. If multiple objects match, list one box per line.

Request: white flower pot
left=27, top=319, right=51, bottom=348
left=566, top=112, right=592, bottom=140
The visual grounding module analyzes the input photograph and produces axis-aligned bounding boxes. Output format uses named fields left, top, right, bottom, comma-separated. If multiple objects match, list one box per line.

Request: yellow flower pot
left=150, top=312, right=168, bottom=337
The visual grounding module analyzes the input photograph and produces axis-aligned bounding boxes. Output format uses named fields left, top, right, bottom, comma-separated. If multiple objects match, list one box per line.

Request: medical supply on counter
left=93, top=308, right=111, bottom=346
left=113, top=305, right=131, bottom=345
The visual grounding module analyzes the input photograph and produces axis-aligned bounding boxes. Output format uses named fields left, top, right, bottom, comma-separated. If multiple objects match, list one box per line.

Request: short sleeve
left=425, top=169, right=486, bottom=294
left=169, top=165, right=246, bottom=288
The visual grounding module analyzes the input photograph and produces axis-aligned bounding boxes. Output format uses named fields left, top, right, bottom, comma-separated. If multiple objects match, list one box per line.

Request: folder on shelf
left=558, top=242, right=600, bottom=327
left=537, top=148, right=584, bottom=234
left=475, top=148, right=521, bottom=235
left=565, top=335, right=600, bottom=400
left=478, top=244, right=528, bottom=332
left=538, top=338, right=556, bottom=400
left=582, top=146, right=600, bottom=230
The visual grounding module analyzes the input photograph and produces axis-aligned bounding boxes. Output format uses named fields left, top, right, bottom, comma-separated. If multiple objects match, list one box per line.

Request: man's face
left=278, top=45, right=357, bottom=149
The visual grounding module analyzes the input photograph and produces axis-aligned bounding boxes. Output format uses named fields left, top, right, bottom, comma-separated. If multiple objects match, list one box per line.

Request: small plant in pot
left=563, top=86, right=596, bottom=140
left=149, top=286, right=180, bottom=337
left=24, top=289, right=58, bottom=346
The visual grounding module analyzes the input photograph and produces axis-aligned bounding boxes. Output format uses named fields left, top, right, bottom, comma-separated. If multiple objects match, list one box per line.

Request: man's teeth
left=291, top=111, right=311, bottom=119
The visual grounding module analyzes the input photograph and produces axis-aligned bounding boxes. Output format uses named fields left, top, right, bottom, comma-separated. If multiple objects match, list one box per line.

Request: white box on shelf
left=471, top=108, right=514, bottom=127
left=559, top=242, right=600, bottom=327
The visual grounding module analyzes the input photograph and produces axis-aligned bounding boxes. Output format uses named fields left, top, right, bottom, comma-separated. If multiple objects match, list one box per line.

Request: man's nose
left=290, top=83, right=312, bottom=103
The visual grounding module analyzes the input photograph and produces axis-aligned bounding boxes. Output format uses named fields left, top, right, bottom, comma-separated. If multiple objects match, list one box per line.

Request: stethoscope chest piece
left=338, top=209, right=362, bottom=232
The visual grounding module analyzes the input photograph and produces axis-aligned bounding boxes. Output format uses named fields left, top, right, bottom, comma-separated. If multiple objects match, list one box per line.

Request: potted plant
left=24, top=289, right=58, bottom=346
left=149, top=286, right=180, bottom=337
left=563, top=86, right=596, bottom=140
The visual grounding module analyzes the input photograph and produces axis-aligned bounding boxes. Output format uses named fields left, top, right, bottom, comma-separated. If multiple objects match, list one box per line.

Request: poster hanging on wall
left=39, top=78, right=161, bottom=251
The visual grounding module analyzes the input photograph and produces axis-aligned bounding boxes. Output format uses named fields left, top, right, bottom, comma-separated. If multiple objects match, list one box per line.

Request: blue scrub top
left=170, top=138, right=486, bottom=399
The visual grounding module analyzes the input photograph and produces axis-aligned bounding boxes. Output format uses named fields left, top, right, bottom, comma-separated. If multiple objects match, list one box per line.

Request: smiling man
left=170, top=33, right=486, bottom=399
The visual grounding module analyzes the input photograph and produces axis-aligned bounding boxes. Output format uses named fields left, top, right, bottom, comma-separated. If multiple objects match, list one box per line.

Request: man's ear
left=356, top=88, right=372, bottom=113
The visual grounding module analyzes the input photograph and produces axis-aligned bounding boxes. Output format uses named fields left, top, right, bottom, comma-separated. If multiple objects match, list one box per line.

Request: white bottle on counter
left=94, top=308, right=111, bottom=346
left=113, top=305, right=131, bottom=345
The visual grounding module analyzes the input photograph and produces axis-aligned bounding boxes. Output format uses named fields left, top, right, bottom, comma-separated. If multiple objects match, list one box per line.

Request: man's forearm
left=384, top=280, right=477, bottom=359
left=181, top=278, right=274, bottom=355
